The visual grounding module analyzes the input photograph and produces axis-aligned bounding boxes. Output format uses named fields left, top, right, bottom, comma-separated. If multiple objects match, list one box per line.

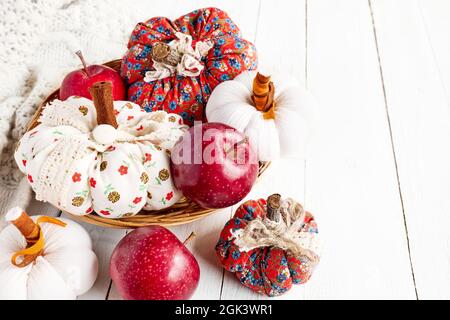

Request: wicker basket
left=27, top=59, right=270, bottom=228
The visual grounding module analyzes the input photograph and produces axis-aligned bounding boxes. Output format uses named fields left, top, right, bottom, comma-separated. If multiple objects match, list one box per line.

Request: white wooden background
left=25, top=0, right=450, bottom=300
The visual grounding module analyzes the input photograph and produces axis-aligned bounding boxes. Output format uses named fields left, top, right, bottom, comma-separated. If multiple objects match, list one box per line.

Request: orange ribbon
left=11, top=216, right=67, bottom=268
left=262, top=103, right=276, bottom=120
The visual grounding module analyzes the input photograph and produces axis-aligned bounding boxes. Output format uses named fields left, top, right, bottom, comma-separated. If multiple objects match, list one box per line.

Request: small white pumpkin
left=206, top=71, right=317, bottom=161
left=0, top=207, right=98, bottom=300
left=15, top=82, right=187, bottom=218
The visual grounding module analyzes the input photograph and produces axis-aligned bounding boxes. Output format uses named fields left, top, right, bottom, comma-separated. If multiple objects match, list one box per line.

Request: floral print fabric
left=15, top=96, right=185, bottom=219
left=121, top=7, right=258, bottom=126
left=215, top=199, right=319, bottom=297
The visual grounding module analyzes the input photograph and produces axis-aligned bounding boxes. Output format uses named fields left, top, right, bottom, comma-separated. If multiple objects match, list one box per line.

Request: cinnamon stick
left=6, top=208, right=43, bottom=267
left=88, top=81, right=118, bottom=128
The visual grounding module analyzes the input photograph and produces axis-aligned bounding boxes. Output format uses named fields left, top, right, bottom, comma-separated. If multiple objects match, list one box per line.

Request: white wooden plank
left=107, top=0, right=262, bottom=300
left=299, top=0, right=416, bottom=299
left=370, top=0, right=450, bottom=299
left=254, top=2, right=306, bottom=81
left=219, top=0, right=307, bottom=300
left=218, top=0, right=314, bottom=300
left=172, top=0, right=261, bottom=43
left=26, top=199, right=60, bottom=217
left=418, top=0, right=450, bottom=104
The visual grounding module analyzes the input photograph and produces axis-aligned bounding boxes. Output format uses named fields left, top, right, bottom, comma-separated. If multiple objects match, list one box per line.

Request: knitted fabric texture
left=0, top=0, right=195, bottom=228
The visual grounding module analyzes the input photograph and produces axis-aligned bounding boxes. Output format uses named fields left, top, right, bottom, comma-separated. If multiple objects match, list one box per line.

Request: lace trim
left=35, top=136, right=92, bottom=207
left=118, top=111, right=187, bottom=149
left=39, top=100, right=92, bottom=133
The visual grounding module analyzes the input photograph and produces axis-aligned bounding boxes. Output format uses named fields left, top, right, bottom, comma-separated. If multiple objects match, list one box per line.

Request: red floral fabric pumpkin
left=215, top=195, right=320, bottom=297
left=121, top=7, right=258, bottom=126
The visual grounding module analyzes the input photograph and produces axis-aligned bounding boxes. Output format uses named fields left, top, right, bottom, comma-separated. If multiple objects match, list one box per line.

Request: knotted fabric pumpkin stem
left=88, top=81, right=118, bottom=128
left=151, top=42, right=179, bottom=66
left=7, top=207, right=40, bottom=246
left=6, top=207, right=67, bottom=268
left=252, top=72, right=276, bottom=120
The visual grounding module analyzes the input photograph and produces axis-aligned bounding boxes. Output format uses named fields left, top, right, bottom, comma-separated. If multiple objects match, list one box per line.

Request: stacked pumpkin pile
left=1, top=8, right=319, bottom=300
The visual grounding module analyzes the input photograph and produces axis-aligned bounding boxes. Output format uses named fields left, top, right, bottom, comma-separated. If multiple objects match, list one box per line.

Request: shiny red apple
left=171, top=123, right=259, bottom=208
left=60, top=51, right=125, bottom=101
left=110, top=226, right=200, bottom=300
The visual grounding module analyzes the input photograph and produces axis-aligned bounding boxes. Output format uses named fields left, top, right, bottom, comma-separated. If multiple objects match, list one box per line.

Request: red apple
left=171, top=123, right=259, bottom=208
left=110, top=226, right=200, bottom=300
left=60, top=51, right=125, bottom=101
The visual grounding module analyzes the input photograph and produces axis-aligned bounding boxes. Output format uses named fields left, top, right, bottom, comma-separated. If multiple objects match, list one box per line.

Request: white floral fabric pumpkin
left=15, top=85, right=187, bottom=219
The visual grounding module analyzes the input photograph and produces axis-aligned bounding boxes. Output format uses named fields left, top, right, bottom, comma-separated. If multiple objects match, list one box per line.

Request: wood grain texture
left=371, top=0, right=450, bottom=299
left=418, top=0, right=450, bottom=104
left=172, top=0, right=261, bottom=43
left=303, top=0, right=416, bottom=299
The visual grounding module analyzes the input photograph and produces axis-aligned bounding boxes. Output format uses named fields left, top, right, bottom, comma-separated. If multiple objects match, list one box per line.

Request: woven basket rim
left=27, top=59, right=270, bottom=229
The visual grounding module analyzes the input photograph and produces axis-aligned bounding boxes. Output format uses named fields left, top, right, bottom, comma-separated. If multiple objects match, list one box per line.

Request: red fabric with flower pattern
left=215, top=198, right=319, bottom=297
left=121, top=7, right=258, bottom=126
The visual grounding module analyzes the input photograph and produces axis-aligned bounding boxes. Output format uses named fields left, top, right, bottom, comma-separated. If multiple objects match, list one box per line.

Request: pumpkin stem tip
left=5, top=206, right=24, bottom=222
left=252, top=72, right=276, bottom=115
left=266, top=194, right=281, bottom=221
left=6, top=207, right=40, bottom=245
left=255, top=72, right=271, bottom=84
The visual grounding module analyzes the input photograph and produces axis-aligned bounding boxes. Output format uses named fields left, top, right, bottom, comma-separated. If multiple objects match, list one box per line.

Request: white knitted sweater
left=0, top=0, right=178, bottom=228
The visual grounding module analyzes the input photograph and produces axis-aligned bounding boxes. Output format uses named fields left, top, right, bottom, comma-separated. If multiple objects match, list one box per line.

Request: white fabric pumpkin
left=0, top=207, right=98, bottom=300
left=206, top=71, right=317, bottom=161
left=15, top=91, right=186, bottom=218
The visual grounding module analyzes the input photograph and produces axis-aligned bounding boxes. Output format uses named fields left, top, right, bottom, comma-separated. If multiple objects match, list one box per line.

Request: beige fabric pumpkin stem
left=9, top=210, right=40, bottom=246
left=7, top=208, right=43, bottom=267
left=88, top=81, right=118, bottom=128
left=266, top=193, right=281, bottom=220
